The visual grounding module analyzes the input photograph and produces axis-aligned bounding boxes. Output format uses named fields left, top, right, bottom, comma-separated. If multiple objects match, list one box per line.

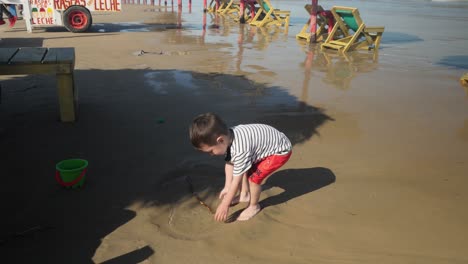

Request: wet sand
left=1, top=1, right=468, bottom=263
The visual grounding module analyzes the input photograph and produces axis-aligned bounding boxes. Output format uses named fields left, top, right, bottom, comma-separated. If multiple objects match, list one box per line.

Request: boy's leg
left=237, top=151, right=292, bottom=221
left=236, top=181, right=261, bottom=220
left=231, top=174, right=250, bottom=205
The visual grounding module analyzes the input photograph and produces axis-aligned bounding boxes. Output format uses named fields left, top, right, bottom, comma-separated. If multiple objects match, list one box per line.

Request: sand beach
left=1, top=0, right=468, bottom=263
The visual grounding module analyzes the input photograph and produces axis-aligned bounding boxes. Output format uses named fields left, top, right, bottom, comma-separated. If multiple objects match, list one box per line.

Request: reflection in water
left=458, top=119, right=468, bottom=142
left=145, top=70, right=202, bottom=96
left=200, top=11, right=224, bottom=45
left=122, top=0, right=192, bottom=7
left=234, top=22, right=288, bottom=74
left=254, top=26, right=288, bottom=50
left=299, top=46, right=313, bottom=107
left=301, top=45, right=380, bottom=90
left=236, top=24, right=247, bottom=74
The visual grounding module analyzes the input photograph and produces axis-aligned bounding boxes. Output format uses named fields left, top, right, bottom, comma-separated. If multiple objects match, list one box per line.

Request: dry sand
left=1, top=1, right=468, bottom=263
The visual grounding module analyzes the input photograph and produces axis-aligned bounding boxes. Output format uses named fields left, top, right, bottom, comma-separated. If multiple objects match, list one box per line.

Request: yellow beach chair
left=461, top=73, right=468, bottom=86
left=205, top=0, right=217, bottom=12
left=206, top=0, right=230, bottom=13
left=250, top=0, right=290, bottom=27
left=321, top=6, right=384, bottom=53
left=217, top=0, right=238, bottom=14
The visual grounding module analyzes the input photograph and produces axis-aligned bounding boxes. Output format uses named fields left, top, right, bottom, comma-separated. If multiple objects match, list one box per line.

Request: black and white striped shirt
left=229, top=124, right=292, bottom=177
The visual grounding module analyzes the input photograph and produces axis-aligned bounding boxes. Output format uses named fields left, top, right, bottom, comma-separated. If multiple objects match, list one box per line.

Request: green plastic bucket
left=55, top=159, right=88, bottom=188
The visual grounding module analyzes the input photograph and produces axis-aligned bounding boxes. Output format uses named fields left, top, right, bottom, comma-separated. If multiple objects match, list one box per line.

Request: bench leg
left=56, top=73, right=76, bottom=122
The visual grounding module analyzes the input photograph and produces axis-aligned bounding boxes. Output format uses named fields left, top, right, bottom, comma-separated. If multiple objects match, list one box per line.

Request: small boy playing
left=189, top=113, right=292, bottom=222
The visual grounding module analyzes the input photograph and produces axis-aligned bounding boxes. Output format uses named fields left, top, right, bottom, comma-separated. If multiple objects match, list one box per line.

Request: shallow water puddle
left=144, top=70, right=200, bottom=95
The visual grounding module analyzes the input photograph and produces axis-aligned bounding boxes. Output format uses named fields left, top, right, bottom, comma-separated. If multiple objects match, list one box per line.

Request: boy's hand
left=214, top=202, right=229, bottom=222
left=219, top=187, right=228, bottom=200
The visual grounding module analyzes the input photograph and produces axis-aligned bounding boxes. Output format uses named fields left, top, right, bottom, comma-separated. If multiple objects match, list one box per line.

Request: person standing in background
left=0, top=4, right=17, bottom=27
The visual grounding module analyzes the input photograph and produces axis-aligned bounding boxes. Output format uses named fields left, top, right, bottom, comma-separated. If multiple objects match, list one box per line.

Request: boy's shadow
left=227, top=167, right=335, bottom=222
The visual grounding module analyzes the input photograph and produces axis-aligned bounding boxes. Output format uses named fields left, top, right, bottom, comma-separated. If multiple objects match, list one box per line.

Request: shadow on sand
left=0, top=69, right=334, bottom=263
left=227, top=167, right=336, bottom=222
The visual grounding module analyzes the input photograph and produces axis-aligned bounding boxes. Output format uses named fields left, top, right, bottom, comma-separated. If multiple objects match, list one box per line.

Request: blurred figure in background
left=0, top=3, right=17, bottom=27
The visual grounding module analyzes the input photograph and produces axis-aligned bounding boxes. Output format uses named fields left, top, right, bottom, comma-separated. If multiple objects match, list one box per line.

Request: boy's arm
left=219, top=162, right=234, bottom=199
left=215, top=172, right=244, bottom=222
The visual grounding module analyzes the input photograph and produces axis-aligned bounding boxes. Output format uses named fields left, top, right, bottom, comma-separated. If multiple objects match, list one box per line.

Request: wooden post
left=202, top=11, right=206, bottom=30
left=177, top=5, right=182, bottom=27
left=309, top=0, right=318, bottom=42
left=239, top=0, right=245, bottom=20
left=56, top=73, right=76, bottom=122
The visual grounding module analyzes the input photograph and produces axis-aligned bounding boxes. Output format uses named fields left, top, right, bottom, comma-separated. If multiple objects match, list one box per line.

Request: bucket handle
left=55, top=168, right=87, bottom=187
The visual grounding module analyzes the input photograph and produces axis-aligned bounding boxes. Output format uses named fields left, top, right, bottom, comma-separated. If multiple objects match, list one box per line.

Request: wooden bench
left=0, top=47, right=77, bottom=122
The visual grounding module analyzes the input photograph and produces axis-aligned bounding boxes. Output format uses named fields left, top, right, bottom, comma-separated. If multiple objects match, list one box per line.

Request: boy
left=189, top=113, right=292, bottom=222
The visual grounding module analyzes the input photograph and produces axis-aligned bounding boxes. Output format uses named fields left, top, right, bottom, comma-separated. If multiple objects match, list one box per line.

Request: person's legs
left=237, top=151, right=292, bottom=221
left=8, top=16, right=16, bottom=27
left=0, top=4, right=17, bottom=27
left=7, top=4, right=16, bottom=17
left=230, top=174, right=250, bottom=205
left=0, top=5, right=6, bottom=24
left=236, top=181, right=261, bottom=220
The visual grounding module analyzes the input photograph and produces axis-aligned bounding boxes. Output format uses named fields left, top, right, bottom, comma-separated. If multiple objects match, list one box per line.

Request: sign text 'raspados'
left=53, top=0, right=121, bottom=11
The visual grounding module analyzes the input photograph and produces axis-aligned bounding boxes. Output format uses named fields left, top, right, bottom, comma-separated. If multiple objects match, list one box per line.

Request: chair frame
left=321, top=6, right=384, bottom=53
left=249, top=0, right=290, bottom=27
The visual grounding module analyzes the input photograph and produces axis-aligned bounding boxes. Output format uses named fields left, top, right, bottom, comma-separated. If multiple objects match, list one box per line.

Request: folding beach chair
left=206, top=0, right=228, bottom=13
left=461, top=73, right=468, bottom=87
left=249, top=0, right=290, bottom=27
left=217, top=0, right=238, bottom=14
left=321, top=6, right=384, bottom=53
left=296, top=4, right=334, bottom=43
left=205, top=0, right=216, bottom=12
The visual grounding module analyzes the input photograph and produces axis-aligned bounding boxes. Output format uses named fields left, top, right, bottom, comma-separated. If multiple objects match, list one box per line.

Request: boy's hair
left=190, top=113, right=228, bottom=148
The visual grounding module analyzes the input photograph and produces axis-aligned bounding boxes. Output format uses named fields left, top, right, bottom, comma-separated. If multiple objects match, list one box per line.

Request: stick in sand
left=185, top=176, right=214, bottom=214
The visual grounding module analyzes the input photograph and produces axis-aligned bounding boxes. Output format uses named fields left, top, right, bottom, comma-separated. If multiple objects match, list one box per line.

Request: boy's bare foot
left=237, top=204, right=261, bottom=221
left=230, top=192, right=250, bottom=206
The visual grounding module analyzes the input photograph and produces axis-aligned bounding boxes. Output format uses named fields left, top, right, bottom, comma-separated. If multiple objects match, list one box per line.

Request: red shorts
left=247, top=151, right=292, bottom=185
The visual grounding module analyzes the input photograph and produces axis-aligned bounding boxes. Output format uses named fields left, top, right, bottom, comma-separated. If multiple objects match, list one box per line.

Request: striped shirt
left=229, top=124, right=292, bottom=177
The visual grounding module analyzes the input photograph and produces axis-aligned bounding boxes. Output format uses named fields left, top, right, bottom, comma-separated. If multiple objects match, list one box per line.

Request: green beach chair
left=321, top=6, right=384, bottom=53
left=249, top=0, right=290, bottom=27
